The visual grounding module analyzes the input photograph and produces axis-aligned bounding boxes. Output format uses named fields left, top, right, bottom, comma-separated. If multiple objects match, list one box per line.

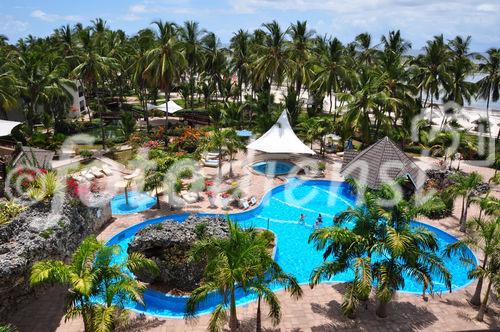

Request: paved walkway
left=5, top=152, right=500, bottom=331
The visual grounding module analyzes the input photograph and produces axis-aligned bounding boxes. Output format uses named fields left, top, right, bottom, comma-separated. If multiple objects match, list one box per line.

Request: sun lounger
left=249, top=196, right=257, bottom=206
left=203, top=152, right=220, bottom=160
left=81, top=170, right=95, bottom=181
left=202, top=159, right=219, bottom=167
left=182, top=192, right=199, bottom=204
left=90, top=167, right=104, bottom=178
left=124, top=168, right=141, bottom=180
left=72, top=174, right=86, bottom=183
left=239, top=199, right=250, bottom=210
left=101, top=165, right=113, bottom=176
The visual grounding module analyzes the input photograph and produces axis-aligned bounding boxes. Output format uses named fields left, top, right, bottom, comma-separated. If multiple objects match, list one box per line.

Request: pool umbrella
left=236, top=129, right=252, bottom=137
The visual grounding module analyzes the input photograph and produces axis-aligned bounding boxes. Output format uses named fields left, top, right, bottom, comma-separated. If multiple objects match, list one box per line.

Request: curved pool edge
left=105, top=178, right=478, bottom=319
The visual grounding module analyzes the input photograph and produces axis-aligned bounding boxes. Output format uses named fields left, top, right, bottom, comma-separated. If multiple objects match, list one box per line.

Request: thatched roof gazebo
left=341, top=137, right=426, bottom=191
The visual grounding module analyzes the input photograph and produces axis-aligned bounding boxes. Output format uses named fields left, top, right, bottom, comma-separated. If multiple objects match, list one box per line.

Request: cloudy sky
left=1, top=0, right=499, bottom=51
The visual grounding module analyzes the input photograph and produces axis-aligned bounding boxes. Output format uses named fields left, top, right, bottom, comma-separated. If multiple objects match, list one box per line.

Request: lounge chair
left=124, top=168, right=141, bottom=180
left=81, top=170, right=95, bottom=181
left=101, top=165, right=113, bottom=176
left=203, top=152, right=220, bottom=160
left=202, top=159, right=219, bottom=168
left=182, top=192, right=199, bottom=204
left=72, top=174, right=86, bottom=183
left=90, top=167, right=104, bottom=178
left=239, top=199, right=250, bottom=210
left=249, top=196, right=257, bottom=206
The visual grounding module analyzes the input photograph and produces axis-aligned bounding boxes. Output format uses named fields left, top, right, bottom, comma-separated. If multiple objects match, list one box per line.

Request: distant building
left=64, top=80, right=87, bottom=118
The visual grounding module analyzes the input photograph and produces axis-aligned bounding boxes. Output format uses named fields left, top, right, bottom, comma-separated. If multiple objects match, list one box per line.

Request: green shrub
left=179, top=168, right=193, bottom=179
left=27, top=172, right=63, bottom=201
left=79, top=149, right=93, bottom=158
left=420, top=194, right=453, bottom=219
left=194, top=223, right=207, bottom=239
left=317, top=162, right=326, bottom=171
left=0, top=201, right=26, bottom=225
left=174, top=178, right=183, bottom=194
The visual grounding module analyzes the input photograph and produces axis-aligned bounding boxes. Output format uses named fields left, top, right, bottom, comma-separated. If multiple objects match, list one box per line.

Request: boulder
left=128, top=215, right=228, bottom=293
left=0, top=196, right=111, bottom=319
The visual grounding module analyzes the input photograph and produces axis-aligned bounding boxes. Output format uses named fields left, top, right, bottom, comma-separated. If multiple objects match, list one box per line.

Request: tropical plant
left=445, top=216, right=499, bottom=320
left=186, top=221, right=270, bottom=332
left=310, top=189, right=451, bottom=318
left=30, top=236, right=158, bottom=332
left=476, top=48, right=500, bottom=137
left=445, top=172, right=483, bottom=232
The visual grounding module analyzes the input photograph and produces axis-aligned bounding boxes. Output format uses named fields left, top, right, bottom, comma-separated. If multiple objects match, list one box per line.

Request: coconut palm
left=445, top=216, right=499, bottom=318
left=310, top=190, right=451, bottom=318
left=381, top=30, right=411, bottom=55
left=186, top=221, right=269, bottom=332
left=445, top=172, right=484, bottom=232
left=476, top=48, right=500, bottom=137
left=198, top=128, right=226, bottom=178
left=288, top=20, right=315, bottom=101
left=445, top=36, right=476, bottom=107
left=221, top=128, right=246, bottom=178
left=311, top=37, right=347, bottom=117
left=253, top=21, right=290, bottom=90
left=145, top=20, right=185, bottom=136
left=30, top=236, right=158, bottom=332
left=248, top=247, right=302, bottom=332
left=180, top=21, right=205, bottom=109
left=230, top=29, right=251, bottom=102
left=354, top=33, right=377, bottom=66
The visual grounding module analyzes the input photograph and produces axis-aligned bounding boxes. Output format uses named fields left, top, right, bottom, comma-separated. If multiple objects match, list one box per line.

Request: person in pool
left=314, top=214, right=323, bottom=229
left=299, top=214, right=305, bottom=224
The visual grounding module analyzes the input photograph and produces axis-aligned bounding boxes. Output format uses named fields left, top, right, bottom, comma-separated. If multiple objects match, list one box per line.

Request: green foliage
left=0, top=324, right=17, bottom=332
left=0, top=200, right=26, bottom=225
left=27, top=171, right=63, bottom=201
left=194, top=222, right=207, bottom=239
left=119, top=112, right=137, bottom=139
left=79, top=149, right=93, bottom=159
left=30, top=236, right=158, bottom=332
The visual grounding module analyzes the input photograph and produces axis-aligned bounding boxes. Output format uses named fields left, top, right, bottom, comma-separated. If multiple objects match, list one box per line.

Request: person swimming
left=314, top=214, right=323, bottom=229
left=299, top=214, right=305, bottom=224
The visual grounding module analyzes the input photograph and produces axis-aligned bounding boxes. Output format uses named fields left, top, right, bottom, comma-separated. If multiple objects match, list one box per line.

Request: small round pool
left=111, top=191, right=156, bottom=215
left=251, top=160, right=296, bottom=176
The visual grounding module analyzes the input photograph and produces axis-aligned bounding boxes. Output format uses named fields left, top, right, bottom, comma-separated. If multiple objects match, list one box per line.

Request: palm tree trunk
left=256, top=295, right=262, bottom=332
left=218, top=147, right=222, bottom=179
left=164, top=87, right=170, bottom=144
left=460, top=198, right=469, bottom=232
left=470, top=255, right=488, bottom=306
left=375, top=300, right=388, bottom=318
left=329, top=92, right=333, bottom=114
left=485, top=88, right=491, bottom=137
left=155, top=186, right=160, bottom=209
left=229, top=287, right=238, bottom=331
left=476, top=277, right=492, bottom=322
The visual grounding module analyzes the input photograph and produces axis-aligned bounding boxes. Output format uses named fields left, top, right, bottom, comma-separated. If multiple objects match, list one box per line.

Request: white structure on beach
left=247, top=109, right=315, bottom=155
left=64, top=80, right=87, bottom=118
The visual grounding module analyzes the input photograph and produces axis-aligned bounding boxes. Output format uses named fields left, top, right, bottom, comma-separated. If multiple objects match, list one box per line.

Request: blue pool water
left=111, top=191, right=156, bottom=215
left=251, top=160, right=296, bottom=176
left=106, top=179, right=476, bottom=317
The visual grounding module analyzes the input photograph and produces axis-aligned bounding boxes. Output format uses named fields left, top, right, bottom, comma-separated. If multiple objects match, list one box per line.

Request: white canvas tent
left=247, top=110, right=315, bottom=155
left=146, top=100, right=183, bottom=114
left=0, top=119, right=21, bottom=137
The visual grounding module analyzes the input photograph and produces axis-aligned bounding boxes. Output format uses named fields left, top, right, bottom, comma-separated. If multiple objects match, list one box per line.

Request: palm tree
left=253, top=21, right=290, bottom=90
left=199, top=128, right=226, bottom=178
left=248, top=245, right=302, bottom=332
left=202, top=32, right=227, bottom=101
left=230, top=29, right=250, bottom=102
left=288, top=20, right=314, bottom=101
left=186, top=221, right=269, bottom=332
left=445, top=216, right=499, bottom=318
left=221, top=128, right=246, bottom=178
left=180, top=21, right=205, bottom=109
left=30, top=236, right=158, bottom=332
left=310, top=190, right=451, bottom=318
left=311, top=37, right=347, bottom=117
left=145, top=20, right=185, bottom=138
left=381, top=30, right=411, bottom=55
left=143, top=167, right=164, bottom=209
left=445, top=36, right=476, bottom=107
left=445, top=172, right=483, bottom=232
left=476, top=48, right=500, bottom=137
left=354, top=33, right=377, bottom=65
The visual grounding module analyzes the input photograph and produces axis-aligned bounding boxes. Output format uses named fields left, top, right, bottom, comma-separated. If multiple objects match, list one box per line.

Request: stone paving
left=5, top=152, right=500, bottom=331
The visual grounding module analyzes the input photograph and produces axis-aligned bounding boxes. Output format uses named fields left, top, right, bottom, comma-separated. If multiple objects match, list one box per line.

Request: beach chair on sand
left=90, top=167, right=104, bottom=178
left=81, top=169, right=95, bottom=181
left=202, top=159, right=219, bottom=168
left=249, top=196, right=257, bottom=206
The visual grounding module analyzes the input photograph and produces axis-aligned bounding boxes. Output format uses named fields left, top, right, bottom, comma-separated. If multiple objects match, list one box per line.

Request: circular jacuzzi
left=251, top=160, right=296, bottom=176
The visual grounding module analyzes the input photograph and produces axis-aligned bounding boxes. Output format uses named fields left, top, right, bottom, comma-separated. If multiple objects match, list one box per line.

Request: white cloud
left=0, top=15, right=28, bottom=36
left=30, top=9, right=82, bottom=22
left=476, top=3, right=497, bottom=12
left=129, top=4, right=147, bottom=14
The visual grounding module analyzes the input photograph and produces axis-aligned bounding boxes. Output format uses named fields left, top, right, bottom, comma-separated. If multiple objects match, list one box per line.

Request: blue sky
left=1, top=0, right=499, bottom=51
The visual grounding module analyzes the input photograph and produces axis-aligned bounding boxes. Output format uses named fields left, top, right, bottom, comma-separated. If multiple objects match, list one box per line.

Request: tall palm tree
left=445, top=216, right=499, bottom=319
left=30, top=236, right=158, bottom=332
left=311, top=37, right=347, bottom=117
left=253, top=21, right=290, bottom=90
left=288, top=20, right=315, bottom=101
left=202, top=32, right=227, bottom=101
left=476, top=48, right=500, bottom=137
left=310, top=190, right=451, bottom=318
left=248, top=246, right=302, bottom=332
left=445, top=172, right=484, bottom=232
left=221, top=128, right=246, bottom=178
left=145, top=20, right=185, bottom=138
left=445, top=36, right=476, bottom=107
left=198, top=128, right=226, bottom=178
left=180, top=21, right=205, bottom=109
left=186, top=221, right=269, bottom=332
left=354, top=32, right=377, bottom=66
left=381, top=30, right=411, bottom=55
left=230, top=29, right=251, bottom=102
left=419, top=35, right=452, bottom=123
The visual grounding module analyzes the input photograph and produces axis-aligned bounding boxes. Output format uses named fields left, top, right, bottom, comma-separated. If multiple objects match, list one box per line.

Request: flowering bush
left=206, top=191, right=216, bottom=198
left=173, top=127, right=205, bottom=153
left=221, top=192, right=230, bottom=199
left=143, top=140, right=161, bottom=149
left=12, top=167, right=48, bottom=192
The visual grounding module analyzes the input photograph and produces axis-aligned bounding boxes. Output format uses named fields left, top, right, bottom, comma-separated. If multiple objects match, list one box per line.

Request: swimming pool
left=111, top=191, right=157, bottom=215
left=251, top=160, right=296, bottom=176
left=106, top=179, right=476, bottom=317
